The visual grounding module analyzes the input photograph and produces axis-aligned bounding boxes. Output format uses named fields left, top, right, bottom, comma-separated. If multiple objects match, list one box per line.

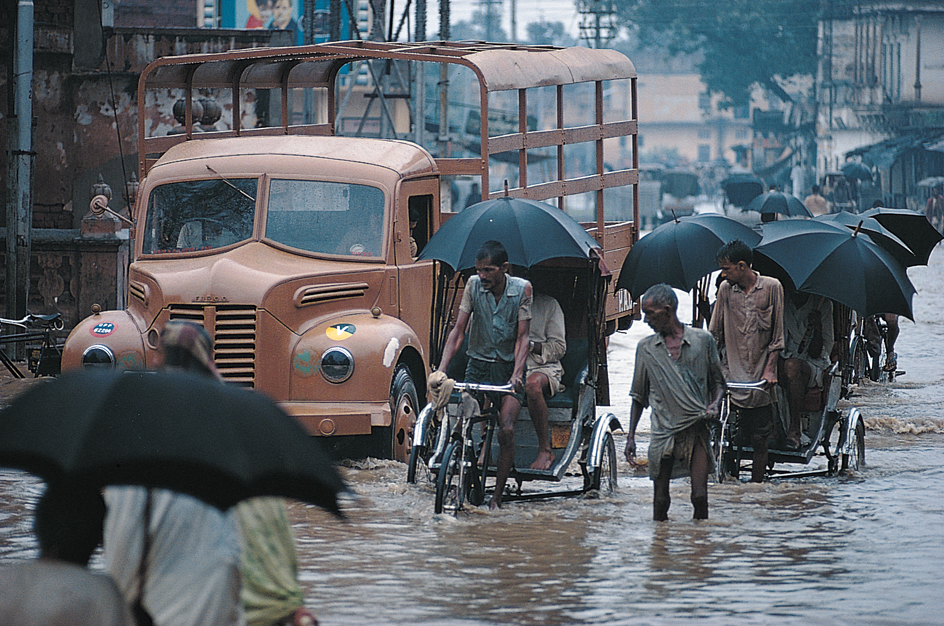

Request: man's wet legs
left=690, top=442, right=710, bottom=519
left=524, top=372, right=554, bottom=470
left=750, top=405, right=775, bottom=483
left=489, top=394, right=522, bottom=510
left=779, top=357, right=811, bottom=448
left=737, top=405, right=774, bottom=483
left=653, top=457, right=673, bottom=521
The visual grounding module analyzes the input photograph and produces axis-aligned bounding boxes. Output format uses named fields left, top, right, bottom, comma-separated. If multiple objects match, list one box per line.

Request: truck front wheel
left=388, top=364, right=419, bottom=463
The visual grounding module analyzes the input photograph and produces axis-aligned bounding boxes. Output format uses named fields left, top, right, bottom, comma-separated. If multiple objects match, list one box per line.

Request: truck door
left=395, top=178, right=438, bottom=358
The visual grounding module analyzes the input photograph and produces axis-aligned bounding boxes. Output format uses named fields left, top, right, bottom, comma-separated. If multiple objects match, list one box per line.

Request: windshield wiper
left=205, top=165, right=256, bottom=203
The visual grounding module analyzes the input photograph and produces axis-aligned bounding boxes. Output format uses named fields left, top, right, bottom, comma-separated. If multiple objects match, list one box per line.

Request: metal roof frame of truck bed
left=138, top=40, right=639, bottom=232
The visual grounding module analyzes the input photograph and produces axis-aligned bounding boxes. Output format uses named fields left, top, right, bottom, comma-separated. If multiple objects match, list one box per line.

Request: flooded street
left=2, top=246, right=943, bottom=624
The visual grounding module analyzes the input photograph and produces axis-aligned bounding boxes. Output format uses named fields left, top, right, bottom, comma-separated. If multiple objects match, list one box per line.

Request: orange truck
left=62, top=41, right=639, bottom=460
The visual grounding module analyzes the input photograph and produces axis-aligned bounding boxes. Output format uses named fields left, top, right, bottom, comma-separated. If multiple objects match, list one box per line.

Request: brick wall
left=116, top=0, right=199, bottom=28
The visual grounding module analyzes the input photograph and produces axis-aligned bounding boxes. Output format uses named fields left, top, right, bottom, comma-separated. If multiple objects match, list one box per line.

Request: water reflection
left=2, top=253, right=943, bottom=625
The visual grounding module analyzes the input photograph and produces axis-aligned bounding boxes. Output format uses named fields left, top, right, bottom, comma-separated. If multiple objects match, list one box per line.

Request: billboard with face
left=227, top=0, right=350, bottom=44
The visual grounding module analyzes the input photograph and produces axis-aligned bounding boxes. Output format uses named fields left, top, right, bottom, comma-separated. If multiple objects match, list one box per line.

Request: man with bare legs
left=625, top=284, right=726, bottom=520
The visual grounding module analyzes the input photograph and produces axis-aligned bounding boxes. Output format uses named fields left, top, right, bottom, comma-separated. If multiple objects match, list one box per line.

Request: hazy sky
left=442, top=0, right=584, bottom=39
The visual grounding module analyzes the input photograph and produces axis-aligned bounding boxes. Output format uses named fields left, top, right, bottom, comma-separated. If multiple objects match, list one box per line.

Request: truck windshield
left=141, top=178, right=257, bottom=254
left=265, top=179, right=386, bottom=257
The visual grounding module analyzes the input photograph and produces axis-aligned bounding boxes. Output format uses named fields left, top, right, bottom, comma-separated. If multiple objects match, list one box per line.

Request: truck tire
left=389, top=364, right=419, bottom=463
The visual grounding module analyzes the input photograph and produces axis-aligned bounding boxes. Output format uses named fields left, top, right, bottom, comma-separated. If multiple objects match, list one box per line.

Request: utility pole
left=7, top=0, right=35, bottom=325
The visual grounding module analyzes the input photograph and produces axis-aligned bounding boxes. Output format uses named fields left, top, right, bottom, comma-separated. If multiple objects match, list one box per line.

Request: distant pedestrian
left=709, top=240, right=784, bottom=483
left=804, top=185, right=831, bottom=216
left=625, top=284, right=726, bottom=521
left=926, top=185, right=944, bottom=233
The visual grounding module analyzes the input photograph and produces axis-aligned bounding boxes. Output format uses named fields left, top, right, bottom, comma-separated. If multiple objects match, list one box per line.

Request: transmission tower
left=577, top=0, right=618, bottom=48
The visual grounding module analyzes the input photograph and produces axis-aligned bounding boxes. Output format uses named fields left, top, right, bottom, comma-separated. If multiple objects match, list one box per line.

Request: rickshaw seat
left=445, top=335, right=588, bottom=411
left=544, top=338, right=588, bottom=410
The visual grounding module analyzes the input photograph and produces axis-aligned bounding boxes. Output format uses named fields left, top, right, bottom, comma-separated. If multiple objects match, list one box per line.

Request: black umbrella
left=616, top=213, right=762, bottom=298
left=841, top=161, right=873, bottom=182
left=0, top=368, right=345, bottom=514
left=814, top=211, right=919, bottom=267
left=720, top=172, right=765, bottom=208
left=417, top=196, right=599, bottom=271
left=859, top=206, right=943, bottom=265
left=753, top=220, right=915, bottom=319
left=744, top=190, right=813, bottom=218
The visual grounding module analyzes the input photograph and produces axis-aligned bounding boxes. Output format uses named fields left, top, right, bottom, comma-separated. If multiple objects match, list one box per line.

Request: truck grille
left=168, top=304, right=257, bottom=387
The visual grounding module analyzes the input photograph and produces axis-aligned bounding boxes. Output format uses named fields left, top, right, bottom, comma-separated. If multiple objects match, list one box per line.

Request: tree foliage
left=619, top=0, right=819, bottom=105
left=526, top=21, right=575, bottom=46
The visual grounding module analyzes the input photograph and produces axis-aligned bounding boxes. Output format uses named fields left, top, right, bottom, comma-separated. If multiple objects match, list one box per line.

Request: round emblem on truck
left=90, top=322, right=115, bottom=337
left=326, top=324, right=356, bottom=341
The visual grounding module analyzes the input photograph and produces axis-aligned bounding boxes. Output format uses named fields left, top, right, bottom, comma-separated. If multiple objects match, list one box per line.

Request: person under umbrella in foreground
left=432, top=240, right=532, bottom=509
left=105, top=321, right=318, bottom=626
left=0, top=481, right=134, bottom=625
left=624, top=284, right=726, bottom=520
left=709, top=240, right=785, bottom=482
left=103, top=327, right=247, bottom=626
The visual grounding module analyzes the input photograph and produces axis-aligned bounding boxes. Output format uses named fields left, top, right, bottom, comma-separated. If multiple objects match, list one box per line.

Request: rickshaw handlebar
left=726, top=380, right=768, bottom=390
left=451, top=381, right=516, bottom=394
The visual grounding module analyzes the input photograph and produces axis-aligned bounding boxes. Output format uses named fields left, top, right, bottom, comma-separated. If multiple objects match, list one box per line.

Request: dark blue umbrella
left=815, top=211, right=918, bottom=267
left=859, top=206, right=943, bottom=265
left=721, top=172, right=765, bottom=208
left=616, top=213, right=761, bottom=298
left=417, top=196, right=600, bottom=271
left=744, top=190, right=813, bottom=218
left=841, top=161, right=873, bottom=182
left=0, top=369, right=346, bottom=513
left=754, top=219, right=915, bottom=319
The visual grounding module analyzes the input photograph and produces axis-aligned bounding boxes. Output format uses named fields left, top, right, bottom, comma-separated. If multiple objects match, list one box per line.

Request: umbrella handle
left=133, top=489, right=155, bottom=626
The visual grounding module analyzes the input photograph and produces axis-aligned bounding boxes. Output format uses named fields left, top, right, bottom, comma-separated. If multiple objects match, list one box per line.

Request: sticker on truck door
left=326, top=324, right=356, bottom=341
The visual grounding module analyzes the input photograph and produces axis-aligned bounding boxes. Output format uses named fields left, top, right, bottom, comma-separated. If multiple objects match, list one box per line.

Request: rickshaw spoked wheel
left=589, top=432, right=618, bottom=493
left=435, top=440, right=467, bottom=515
left=841, top=419, right=866, bottom=473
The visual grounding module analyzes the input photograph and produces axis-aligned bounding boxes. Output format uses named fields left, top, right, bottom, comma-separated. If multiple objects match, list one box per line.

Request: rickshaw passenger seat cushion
left=543, top=338, right=588, bottom=410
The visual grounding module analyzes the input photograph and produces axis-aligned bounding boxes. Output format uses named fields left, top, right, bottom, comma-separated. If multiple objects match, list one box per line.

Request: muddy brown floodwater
left=2, top=248, right=942, bottom=625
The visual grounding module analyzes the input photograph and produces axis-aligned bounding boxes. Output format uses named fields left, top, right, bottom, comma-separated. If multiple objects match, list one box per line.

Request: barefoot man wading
left=625, top=284, right=726, bottom=521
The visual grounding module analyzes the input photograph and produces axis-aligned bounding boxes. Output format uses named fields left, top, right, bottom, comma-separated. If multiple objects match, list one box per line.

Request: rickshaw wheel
left=407, top=411, right=439, bottom=484
left=841, top=420, right=866, bottom=473
left=589, top=432, right=618, bottom=492
left=849, top=335, right=869, bottom=386
left=435, top=440, right=466, bottom=515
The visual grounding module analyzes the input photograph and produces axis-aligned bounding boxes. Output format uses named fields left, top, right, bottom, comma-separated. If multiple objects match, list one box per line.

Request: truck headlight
left=320, top=346, right=354, bottom=383
left=81, top=344, right=116, bottom=367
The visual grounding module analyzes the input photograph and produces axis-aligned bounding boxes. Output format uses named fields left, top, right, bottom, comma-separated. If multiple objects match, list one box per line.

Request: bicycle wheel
left=710, top=410, right=729, bottom=484
left=841, top=419, right=866, bottom=473
left=435, top=440, right=467, bottom=515
left=589, top=432, right=618, bottom=492
left=407, top=409, right=439, bottom=484
left=849, top=335, right=869, bottom=386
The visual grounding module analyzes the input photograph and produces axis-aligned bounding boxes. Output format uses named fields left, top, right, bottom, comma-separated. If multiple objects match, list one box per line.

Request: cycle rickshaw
left=407, top=255, right=621, bottom=515
left=711, top=300, right=866, bottom=481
